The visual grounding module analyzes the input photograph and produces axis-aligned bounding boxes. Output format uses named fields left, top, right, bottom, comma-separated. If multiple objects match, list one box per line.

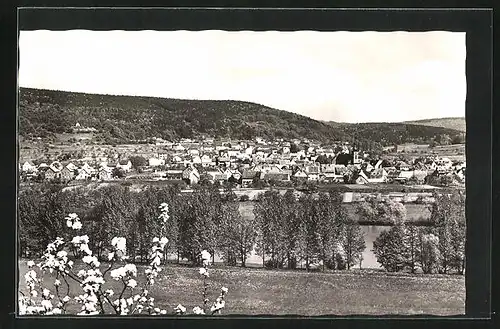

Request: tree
left=373, top=225, right=410, bottom=272
left=418, top=232, right=441, bottom=274
left=112, top=167, right=126, bottom=179
left=275, top=190, right=300, bottom=269
left=429, top=191, right=466, bottom=274
left=18, top=190, right=44, bottom=257
left=177, top=186, right=221, bottom=265
left=290, top=143, right=301, bottom=153
left=404, top=224, right=420, bottom=273
left=129, top=155, right=148, bottom=170
left=356, top=199, right=406, bottom=225
left=342, top=218, right=366, bottom=270
left=253, top=191, right=288, bottom=268
left=219, top=204, right=256, bottom=267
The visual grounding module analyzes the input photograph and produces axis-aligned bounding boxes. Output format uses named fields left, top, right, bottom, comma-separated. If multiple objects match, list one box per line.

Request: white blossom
left=82, top=255, right=100, bottom=267
left=42, top=288, right=51, bottom=298
left=127, top=279, right=137, bottom=288
left=41, top=299, right=53, bottom=310
left=108, top=252, right=115, bottom=261
left=72, top=221, right=82, bottom=230
left=79, top=243, right=92, bottom=255
left=111, top=237, right=126, bottom=253
left=174, top=304, right=186, bottom=314
left=221, top=287, right=229, bottom=294
left=52, top=308, right=62, bottom=315
left=192, top=306, right=205, bottom=315
left=62, top=296, right=71, bottom=303
left=27, top=260, right=35, bottom=268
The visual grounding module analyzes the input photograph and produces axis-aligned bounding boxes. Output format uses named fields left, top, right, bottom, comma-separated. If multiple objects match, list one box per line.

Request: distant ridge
left=19, top=88, right=465, bottom=147
left=404, top=117, right=466, bottom=133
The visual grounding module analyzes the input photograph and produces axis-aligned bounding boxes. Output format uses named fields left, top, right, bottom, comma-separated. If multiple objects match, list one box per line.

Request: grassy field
left=18, top=259, right=465, bottom=316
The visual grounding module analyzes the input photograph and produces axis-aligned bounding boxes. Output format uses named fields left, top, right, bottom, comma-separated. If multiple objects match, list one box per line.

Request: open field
left=390, top=143, right=465, bottom=161
left=18, top=260, right=465, bottom=316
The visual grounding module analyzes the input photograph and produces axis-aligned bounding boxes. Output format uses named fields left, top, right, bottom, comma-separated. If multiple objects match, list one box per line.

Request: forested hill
left=404, top=117, right=466, bottom=133
left=325, top=121, right=465, bottom=146
left=19, top=88, right=464, bottom=146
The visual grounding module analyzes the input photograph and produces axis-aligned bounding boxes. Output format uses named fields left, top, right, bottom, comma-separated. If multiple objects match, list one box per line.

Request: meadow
left=18, top=259, right=465, bottom=316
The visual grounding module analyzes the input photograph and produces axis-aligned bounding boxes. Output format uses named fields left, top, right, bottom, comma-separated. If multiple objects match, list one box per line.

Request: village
left=19, top=125, right=466, bottom=190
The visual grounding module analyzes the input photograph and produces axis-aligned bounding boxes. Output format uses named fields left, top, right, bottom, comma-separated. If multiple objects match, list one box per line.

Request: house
left=292, top=169, right=308, bottom=182
left=66, top=162, right=78, bottom=172
left=241, top=170, right=260, bottom=187
left=320, top=165, right=347, bottom=183
left=217, top=156, right=230, bottom=167
left=81, top=162, right=94, bottom=174
left=21, top=161, right=37, bottom=172
left=367, top=168, right=388, bottom=183
left=192, top=155, right=202, bottom=164
left=364, top=162, right=375, bottom=173
left=305, top=165, right=320, bottom=181
left=354, top=171, right=370, bottom=184
left=60, top=166, right=75, bottom=181
left=395, top=170, right=414, bottom=183
left=44, top=167, right=61, bottom=180
left=203, top=169, right=227, bottom=185
left=397, top=161, right=411, bottom=171
left=201, top=154, right=214, bottom=167
left=49, top=161, right=63, bottom=172
left=148, top=158, right=165, bottom=167
left=75, top=168, right=91, bottom=180
left=117, top=159, right=133, bottom=172
left=262, top=171, right=291, bottom=182
left=229, top=170, right=242, bottom=181
left=98, top=167, right=112, bottom=180
left=164, top=170, right=184, bottom=180
left=412, top=170, right=428, bottom=184
left=182, top=166, right=200, bottom=185
left=172, top=155, right=183, bottom=163
left=174, top=144, right=186, bottom=152
left=386, top=169, right=401, bottom=183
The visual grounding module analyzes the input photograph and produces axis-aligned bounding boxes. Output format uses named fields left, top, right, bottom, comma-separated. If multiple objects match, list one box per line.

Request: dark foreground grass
left=18, top=260, right=465, bottom=316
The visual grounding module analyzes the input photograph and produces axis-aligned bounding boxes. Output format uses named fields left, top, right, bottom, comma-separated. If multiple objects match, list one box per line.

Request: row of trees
left=254, top=191, right=365, bottom=271
left=18, top=183, right=465, bottom=274
left=18, top=184, right=366, bottom=271
left=370, top=192, right=466, bottom=274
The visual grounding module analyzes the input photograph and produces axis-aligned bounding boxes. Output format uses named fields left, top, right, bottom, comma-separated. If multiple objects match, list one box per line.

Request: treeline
left=371, top=192, right=466, bottom=274
left=253, top=191, right=365, bottom=271
left=18, top=184, right=365, bottom=270
left=18, top=183, right=465, bottom=274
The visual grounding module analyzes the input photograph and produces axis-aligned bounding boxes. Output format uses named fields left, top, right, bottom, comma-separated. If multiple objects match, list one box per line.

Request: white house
left=116, top=160, right=133, bottom=172
left=22, top=161, right=37, bottom=172
left=149, top=158, right=165, bottom=167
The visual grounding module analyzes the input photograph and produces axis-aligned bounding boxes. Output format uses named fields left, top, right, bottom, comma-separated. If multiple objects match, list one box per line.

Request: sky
left=18, top=30, right=466, bottom=123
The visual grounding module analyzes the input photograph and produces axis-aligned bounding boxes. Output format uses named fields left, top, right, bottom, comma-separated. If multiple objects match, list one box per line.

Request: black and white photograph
left=16, top=12, right=471, bottom=317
